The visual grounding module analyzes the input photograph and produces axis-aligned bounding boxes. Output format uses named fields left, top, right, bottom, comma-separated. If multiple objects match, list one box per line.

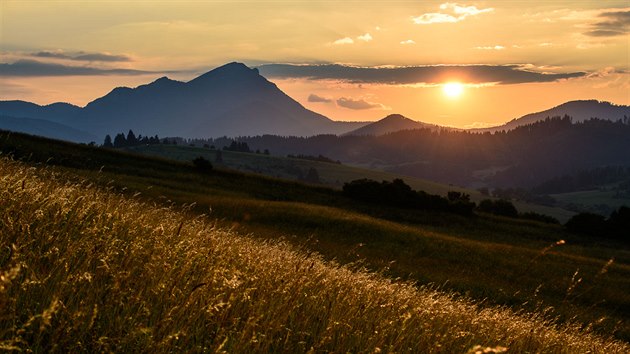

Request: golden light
left=443, top=82, right=464, bottom=98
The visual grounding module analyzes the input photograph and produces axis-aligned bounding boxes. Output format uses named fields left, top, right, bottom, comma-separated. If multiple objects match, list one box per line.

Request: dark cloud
left=307, top=93, right=332, bottom=103
left=336, top=97, right=385, bottom=110
left=258, top=64, right=586, bottom=85
left=584, top=10, right=630, bottom=37
left=33, top=51, right=132, bottom=62
left=0, top=59, right=150, bottom=77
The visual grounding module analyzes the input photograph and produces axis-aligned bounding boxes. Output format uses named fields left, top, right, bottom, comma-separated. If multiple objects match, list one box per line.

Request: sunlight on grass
left=0, top=157, right=628, bottom=352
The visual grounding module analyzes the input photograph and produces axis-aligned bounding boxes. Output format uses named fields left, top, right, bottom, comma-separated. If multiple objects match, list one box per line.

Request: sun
left=442, top=82, right=464, bottom=98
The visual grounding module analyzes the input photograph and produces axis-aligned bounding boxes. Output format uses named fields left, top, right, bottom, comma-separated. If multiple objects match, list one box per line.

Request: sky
left=0, top=0, right=628, bottom=128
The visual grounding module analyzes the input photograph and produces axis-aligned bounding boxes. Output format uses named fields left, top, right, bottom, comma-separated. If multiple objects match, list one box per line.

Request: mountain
left=0, top=62, right=366, bottom=141
left=0, top=100, right=81, bottom=125
left=475, top=100, right=630, bottom=132
left=0, top=115, right=97, bottom=143
left=344, top=114, right=439, bottom=136
left=74, top=62, right=365, bottom=138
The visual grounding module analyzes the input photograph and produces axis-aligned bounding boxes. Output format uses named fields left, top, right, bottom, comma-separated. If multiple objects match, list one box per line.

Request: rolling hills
left=3, top=155, right=628, bottom=352
left=1, top=130, right=629, bottom=345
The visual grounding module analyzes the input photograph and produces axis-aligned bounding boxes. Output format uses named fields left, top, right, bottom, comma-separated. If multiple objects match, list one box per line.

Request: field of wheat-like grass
left=1, top=157, right=627, bottom=352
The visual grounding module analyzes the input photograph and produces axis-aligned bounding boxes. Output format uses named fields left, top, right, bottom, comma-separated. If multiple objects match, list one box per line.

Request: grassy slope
left=1, top=131, right=629, bottom=341
left=125, top=144, right=577, bottom=222
left=1, top=157, right=628, bottom=352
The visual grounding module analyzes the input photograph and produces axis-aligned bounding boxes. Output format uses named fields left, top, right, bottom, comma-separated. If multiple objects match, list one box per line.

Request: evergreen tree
left=127, top=130, right=138, bottom=145
left=103, top=134, right=113, bottom=148
left=113, top=133, right=127, bottom=148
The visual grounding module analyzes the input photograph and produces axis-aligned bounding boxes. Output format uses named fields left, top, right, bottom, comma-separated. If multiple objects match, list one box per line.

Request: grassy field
left=125, top=144, right=577, bottom=222
left=1, top=131, right=629, bottom=347
left=552, top=189, right=630, bottom=214
left=1, top=157, right=628, bottom=352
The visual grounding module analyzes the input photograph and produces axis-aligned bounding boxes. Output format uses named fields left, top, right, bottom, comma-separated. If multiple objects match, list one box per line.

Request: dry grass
left=1, top=157, right=627, bottom=353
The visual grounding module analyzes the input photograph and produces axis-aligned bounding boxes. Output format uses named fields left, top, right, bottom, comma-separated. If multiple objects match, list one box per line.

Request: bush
left=477, top=199, right=518, bottom=218
left=192, top=156, right=213, bottom=172
left=520, top=212, right=559, bottom=224
left=565, top=212, right=606, bottom=236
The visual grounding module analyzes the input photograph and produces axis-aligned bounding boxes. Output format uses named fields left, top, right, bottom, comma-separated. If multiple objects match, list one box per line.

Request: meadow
left=1, top=156, right=629, bottom=352
left=1, top=130, right=629, bottom=350
left=125, top=144, right=577, bottom=222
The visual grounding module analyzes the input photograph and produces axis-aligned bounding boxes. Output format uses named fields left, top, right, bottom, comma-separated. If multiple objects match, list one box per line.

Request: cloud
left=474, top=45, right=505, bottom=50
left=413, top=13, right=458, bottom=24
left=357, top=33, right=373, bottom=42
left=584, top=10, right=630, bottom=37
left=333, top=37, right=354, bottom=45
left=413, top=2, right=493, bottom=24
left=400, top=39, right=416, bottom=45
left=32, top=50, right=132, bottom=62
left=257, top=63, right=587, bottom=85
left=0, top=59, right=151, bottom=77
left=337, top=97, right=389, bottom=110
left=307, top=93, right=332, bottom=103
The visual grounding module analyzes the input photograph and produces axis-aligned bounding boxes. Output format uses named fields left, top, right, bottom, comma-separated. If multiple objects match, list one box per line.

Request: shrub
left=192, top=156, right=213, bottom=172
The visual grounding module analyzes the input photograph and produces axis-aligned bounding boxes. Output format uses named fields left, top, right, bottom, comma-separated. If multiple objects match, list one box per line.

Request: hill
left=124, top=143, right=576, bottom=222
left=3, top=156, right=628, bottom=352
left=234, top=117, right=630, bottom=190
left=0, top=100, right=81, bottom=125
left=344, top=114, right=438, bottom=136
left=1, top=129, right=629, bottom=344
left=0, top=114, right=97, bottom=143
left=476, top=100, right=630, bottom=132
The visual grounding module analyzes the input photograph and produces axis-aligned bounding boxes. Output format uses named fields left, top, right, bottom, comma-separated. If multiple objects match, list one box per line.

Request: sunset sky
left=1, top=1, right=628, bottom=128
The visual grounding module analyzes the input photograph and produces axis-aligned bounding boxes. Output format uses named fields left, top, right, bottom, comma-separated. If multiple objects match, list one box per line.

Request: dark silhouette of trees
left=113, top=133, right=127, bottom=148
left=566, top=206, right=629, bottom=242
left=126, top=130, right=138, bottom=145
left=103, top=134, right=113, bottom=148
left=477, top=199, right=518, bottom=218
left=224, top=141, right=251, bottom=152
left=608, top=206, right=630, bottom=239
left=104, top=131, right=160, bottom=148
left=565, top=212, right=607, bottom=236
left=342, top=178, right=475, bottom=215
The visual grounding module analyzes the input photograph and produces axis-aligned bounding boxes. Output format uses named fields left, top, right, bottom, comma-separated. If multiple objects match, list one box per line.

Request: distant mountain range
left=0, top=62, right=628, bottom=143
left=0, top=62, right=365, bottom=142
left=474, top=100, right=629, bottom=133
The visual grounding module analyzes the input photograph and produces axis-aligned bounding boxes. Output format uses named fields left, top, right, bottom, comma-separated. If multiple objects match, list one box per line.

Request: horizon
left=1, top=1, right=628, bottom=128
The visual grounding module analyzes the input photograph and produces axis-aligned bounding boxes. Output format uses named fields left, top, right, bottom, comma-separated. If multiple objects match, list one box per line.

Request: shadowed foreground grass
left=1, top=158, right=628, bottom=352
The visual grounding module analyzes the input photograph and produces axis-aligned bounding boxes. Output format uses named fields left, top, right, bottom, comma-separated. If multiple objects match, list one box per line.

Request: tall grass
left=0, top=157, right=627, bottom=352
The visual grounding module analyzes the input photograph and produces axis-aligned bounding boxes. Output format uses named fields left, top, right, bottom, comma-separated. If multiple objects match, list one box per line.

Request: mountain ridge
left=344, top=114, right=441, bottom=136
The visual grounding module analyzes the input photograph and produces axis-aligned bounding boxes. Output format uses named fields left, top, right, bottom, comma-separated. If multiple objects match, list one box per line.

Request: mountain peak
left=188, top=62, right=262, bottom=87
left=381, top=114, right=410, bottom=121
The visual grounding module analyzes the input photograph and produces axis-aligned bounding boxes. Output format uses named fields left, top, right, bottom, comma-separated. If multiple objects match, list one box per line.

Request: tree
left=565, top=212, right=606, bottom=236
left=113, top=133, right=127, bottom=148
left=477, top=199, right=518, bottom=218
left=126, top=130, right=138, bottom=145
left=103, top=134, right=113, bottom=148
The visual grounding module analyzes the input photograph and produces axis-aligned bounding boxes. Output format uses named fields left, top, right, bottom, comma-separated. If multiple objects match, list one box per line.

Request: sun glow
left=443, top=82, right=464, bottom=98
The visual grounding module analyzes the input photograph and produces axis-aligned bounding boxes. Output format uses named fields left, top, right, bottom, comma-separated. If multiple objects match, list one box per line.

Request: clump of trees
left=565, top=206, right=629, bottom=241
left=223, top=141, right=251, bottom=153
left=342, top=179, right=475, bottom=216
left=287, top=154, right=341, bottom=164
left=103, top=130, right=161, bottom=148
left=477, top=199, right=519, bottom=218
